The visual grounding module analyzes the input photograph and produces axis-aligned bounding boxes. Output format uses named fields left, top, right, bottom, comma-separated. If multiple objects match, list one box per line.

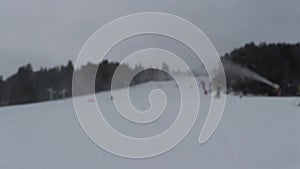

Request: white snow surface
left=0, top=76, right=299, bottom=169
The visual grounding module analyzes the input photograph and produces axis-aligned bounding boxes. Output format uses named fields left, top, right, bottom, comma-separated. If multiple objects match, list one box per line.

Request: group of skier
left=199, top=81, right=300, bottom=106
left=200, top=80, right=222, bottom=99
left=107, top=81, right=299, bottom=106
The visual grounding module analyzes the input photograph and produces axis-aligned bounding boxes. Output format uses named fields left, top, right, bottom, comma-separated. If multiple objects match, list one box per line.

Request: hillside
left=0, top=77, right=299, bottom=169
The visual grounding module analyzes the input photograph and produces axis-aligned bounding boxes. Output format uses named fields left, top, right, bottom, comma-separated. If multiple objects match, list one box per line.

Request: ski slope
left=0, top=77, right=299, bottom=169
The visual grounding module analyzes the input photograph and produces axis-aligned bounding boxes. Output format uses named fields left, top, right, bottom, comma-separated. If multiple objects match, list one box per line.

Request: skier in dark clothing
left=200, top=80, right=208, bottom=96
left=215, top=86, right=221, bottom=98
left=298, top=85, right=300, bottom=106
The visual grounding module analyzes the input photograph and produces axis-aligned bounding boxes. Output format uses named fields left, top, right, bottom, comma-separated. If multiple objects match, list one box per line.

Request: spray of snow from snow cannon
left=222, top=59, right=279, bottom=89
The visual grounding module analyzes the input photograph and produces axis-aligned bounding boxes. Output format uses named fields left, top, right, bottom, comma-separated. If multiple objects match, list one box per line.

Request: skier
left=298, top=85, right=300, bottom=107
left=200, top=80, right=208, bottom=96
left=239, top=91, right=243, bottom=98
left=215, top=86, right=221, bottom=98
left=204, top=89, right=208, bottom=95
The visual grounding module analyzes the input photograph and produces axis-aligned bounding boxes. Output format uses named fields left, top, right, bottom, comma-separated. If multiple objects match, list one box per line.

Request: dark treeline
left=0, top=61, right=74, bottom=106
left=223, top=42, right=300, bottom=96
left=0, top=60, right=171, bottom=107
left=1, top=42, right=299, bottom=106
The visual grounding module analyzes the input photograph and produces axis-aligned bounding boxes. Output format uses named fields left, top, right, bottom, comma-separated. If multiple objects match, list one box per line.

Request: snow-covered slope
left=0, top=77, right=299, bottom=169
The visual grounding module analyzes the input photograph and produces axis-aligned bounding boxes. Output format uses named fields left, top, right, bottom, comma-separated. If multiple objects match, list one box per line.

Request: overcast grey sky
left=1, top=0, right=299, bottom=77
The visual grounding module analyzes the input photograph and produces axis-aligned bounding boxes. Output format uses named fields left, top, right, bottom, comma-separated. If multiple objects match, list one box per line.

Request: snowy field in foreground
left=0, top=77, right=299, bottom=169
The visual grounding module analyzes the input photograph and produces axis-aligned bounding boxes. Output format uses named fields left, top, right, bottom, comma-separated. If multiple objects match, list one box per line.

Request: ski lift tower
left=47, top=88, right=56, bottom=100
left=60, top=89, right=68, bottom=99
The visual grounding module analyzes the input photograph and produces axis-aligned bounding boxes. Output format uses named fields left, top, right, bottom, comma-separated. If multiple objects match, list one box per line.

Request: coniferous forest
left=224, top=42, right=300, bottom=96
left=0, top=42, right=299, bottom=107
left=0, top=60, right=171, bottom=106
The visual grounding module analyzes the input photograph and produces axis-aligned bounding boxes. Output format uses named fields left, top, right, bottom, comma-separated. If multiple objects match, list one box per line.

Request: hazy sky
left=1, top=0, right=299, bottom=77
